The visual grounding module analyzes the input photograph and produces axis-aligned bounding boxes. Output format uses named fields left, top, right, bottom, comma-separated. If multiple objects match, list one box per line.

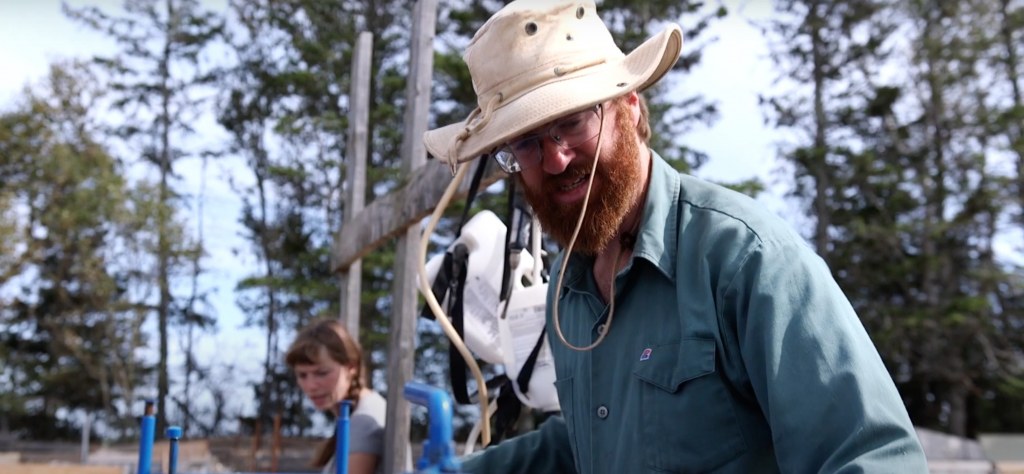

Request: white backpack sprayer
left=415, top=160, right=560, bottom=459
left=422, top=209, right=558, bottom=413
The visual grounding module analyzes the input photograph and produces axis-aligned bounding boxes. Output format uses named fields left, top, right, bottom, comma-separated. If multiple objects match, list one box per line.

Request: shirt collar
left=631, top=150, right=679, bottom=279
left=560, top=150, right=680, bottom=288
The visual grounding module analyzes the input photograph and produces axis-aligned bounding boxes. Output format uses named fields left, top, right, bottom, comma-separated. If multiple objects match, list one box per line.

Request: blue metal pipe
left=136, top=400, right=156, bottom=474
left=404, top=382, right=459, bottom=472
left=335, top=400, right=353, bottom=474
left=166, top=426, right=182, bottom=474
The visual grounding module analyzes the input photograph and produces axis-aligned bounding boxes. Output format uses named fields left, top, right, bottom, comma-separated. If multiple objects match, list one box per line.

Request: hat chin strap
left=448, top=94, right=504, bottom=174
left=417, top=162, right=493, bottom=446
left=551, top=109, right=623, bottom=352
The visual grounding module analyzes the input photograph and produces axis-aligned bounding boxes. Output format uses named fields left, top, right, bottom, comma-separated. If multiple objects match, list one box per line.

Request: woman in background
left=286, top=318, right=385, bottom=474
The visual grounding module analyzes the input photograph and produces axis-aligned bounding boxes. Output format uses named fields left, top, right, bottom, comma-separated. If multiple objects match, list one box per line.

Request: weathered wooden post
left=384, top=0, right=437, bottom=471
left=329, top=0, right=505, bottom=468
left=339, top=31, right=373, bottom=338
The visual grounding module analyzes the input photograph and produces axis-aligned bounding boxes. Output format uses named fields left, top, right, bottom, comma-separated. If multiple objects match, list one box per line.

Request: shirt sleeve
left=348, top=412, right=384, bottom=455
left=724, top=238, right=929, bottom=472
left=460, top=415, right=576, bottom=474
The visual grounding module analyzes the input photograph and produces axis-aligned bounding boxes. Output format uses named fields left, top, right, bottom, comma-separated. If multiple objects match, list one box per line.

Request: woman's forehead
left=300, top=346, right=337, bottom=365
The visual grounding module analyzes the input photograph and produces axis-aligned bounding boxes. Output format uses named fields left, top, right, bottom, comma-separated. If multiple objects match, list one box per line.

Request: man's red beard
left=520, top=101, right=644, bottom=255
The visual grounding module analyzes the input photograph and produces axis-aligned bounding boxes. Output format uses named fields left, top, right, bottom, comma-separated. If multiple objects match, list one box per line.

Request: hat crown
left=464, top=1, right=624, bottom=109
left=422, top=0, right=682, bottom=167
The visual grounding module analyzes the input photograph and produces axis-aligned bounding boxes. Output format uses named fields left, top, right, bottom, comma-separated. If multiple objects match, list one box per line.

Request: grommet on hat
left=423, top=0, right=683, bottom=168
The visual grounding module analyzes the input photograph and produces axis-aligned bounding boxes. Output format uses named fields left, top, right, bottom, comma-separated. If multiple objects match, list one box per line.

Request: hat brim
left=424, top=24, right=683, bottom=167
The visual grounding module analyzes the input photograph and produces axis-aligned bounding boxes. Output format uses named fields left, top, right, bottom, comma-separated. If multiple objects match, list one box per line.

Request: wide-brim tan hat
left=424, top=0, right=683, bottom=168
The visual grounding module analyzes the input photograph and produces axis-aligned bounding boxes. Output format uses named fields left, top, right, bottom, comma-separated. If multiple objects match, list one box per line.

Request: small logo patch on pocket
left=640, top=347, right=652, bottom=361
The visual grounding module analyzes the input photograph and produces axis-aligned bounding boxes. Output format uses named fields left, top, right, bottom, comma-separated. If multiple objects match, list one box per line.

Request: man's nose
left=539, top=138, right=575, bottom=174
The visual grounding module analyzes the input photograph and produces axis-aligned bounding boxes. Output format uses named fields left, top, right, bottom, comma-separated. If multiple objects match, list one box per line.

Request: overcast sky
left=0, top=0, right=785, bottom=421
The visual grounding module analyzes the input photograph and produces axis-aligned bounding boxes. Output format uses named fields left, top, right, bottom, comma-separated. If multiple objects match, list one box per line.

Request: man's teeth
left=561, top=175, right=587, bottom=191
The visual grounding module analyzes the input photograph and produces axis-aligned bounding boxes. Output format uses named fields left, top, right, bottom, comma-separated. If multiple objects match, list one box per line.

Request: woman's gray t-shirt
left=323, top=390, right=387, bottom=474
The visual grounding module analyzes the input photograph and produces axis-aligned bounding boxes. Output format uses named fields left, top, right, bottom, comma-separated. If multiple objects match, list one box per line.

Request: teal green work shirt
left=463, top=152, right=927, bottom=473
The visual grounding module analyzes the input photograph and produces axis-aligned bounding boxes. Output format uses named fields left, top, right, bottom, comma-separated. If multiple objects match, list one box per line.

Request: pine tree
left=0, top=62, right=153, bottom=439
left=64, top=0, right=224, bottom=433
left=763, top=0, right=1024, bottom=435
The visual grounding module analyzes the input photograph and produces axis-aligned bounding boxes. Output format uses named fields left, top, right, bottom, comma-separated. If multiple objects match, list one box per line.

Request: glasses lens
left=493, top=148, right=523, bottom=173
left=494, top=136, right=541, bottom=173
left=492, top=106, right=601, bottom=173
left=549, top=107, right=600, bottom=148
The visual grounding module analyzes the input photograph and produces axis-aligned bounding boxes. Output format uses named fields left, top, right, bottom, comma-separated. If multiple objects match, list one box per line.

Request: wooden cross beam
left=330, top=158, right=505, bottom=273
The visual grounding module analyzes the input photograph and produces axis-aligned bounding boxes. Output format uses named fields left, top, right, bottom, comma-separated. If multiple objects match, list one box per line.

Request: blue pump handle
left=404, top=382, right=461, bottom=473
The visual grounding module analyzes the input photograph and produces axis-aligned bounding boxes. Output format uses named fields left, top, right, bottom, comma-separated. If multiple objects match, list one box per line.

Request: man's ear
left=627, top=90, right=641, bottom=127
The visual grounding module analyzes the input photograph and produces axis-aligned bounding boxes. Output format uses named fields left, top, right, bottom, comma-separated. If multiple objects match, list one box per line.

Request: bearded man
left=423, top=1, right=928, bottom=472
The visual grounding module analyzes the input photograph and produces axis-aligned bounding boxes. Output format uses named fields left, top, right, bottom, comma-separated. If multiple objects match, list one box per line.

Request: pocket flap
left=632, top=337, right=715, bottom=392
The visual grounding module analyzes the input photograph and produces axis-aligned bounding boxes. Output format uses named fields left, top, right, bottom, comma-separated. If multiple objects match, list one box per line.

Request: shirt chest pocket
left=632, top=337, right=746, bottom=473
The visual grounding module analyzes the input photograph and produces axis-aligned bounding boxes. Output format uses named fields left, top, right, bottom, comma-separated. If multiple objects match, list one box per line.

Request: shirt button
left=597, top=405, right=609, bottom=419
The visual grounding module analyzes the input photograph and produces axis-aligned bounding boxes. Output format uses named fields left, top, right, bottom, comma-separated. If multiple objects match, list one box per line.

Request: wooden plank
left=383, top=1, right=438, bottom=473
left=151, top=440, right=214, bottom=469
left=330, top=157, right=505, bottom=273
left=926, top=461, right=994, bottom=473
left=995, top=462, right=1024, bottom=474
left=339, top=31, right=373, bottom=338
left=4, top=464, right=124, bottom=474
left=0, top=452, right=21, bottom=464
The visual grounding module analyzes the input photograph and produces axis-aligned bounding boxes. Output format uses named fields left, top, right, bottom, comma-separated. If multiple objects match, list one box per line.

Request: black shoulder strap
left=448, top=157, right=489, bottom=405
left=489, top=376, right=522, bottom=446
left=457, top=157, right=491, bottom=238
left=446, top=243, right=472, bottom=405
left=419, top=251, right=453, bottom=321
left=499, top=178, right=517, bottom=301
left=516, top=326, right=547, bottom=397
left=420, top=157, right=491, bottom=405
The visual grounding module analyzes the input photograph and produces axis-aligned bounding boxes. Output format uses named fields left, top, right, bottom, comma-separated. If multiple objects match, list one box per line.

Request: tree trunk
left=155, top=0, right=178, bottom=435
left=948, top=384, right=967, bottom=437
left=998, top=0, right=1024, bottom=226
left=810, top=0, right=831, bottom=257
